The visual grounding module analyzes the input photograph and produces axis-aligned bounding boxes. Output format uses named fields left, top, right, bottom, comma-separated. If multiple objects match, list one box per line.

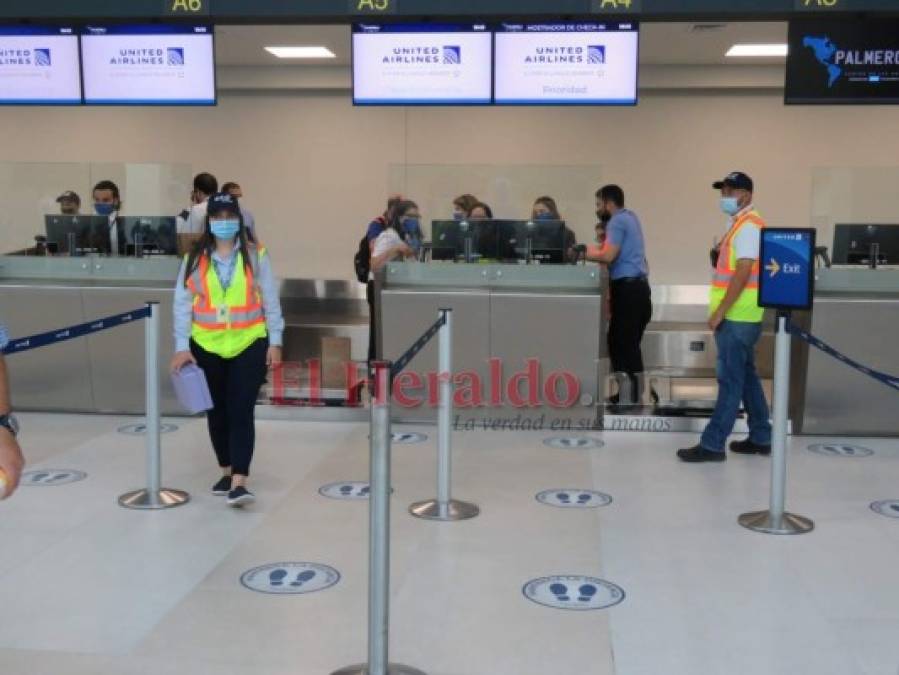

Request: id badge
left=216, top=305, right=229, bottom=322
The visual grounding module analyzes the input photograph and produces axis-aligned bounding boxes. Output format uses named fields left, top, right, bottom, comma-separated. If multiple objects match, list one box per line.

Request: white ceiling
left=215, top=22, right=788, bottom=68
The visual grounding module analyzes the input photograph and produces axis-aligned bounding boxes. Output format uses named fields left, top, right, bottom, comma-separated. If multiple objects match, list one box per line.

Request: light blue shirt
left=173, top=247, right=284, bottom=353
left=606, top=208, right=649, bottom=281
left=0, top=322, right=8, bottom=351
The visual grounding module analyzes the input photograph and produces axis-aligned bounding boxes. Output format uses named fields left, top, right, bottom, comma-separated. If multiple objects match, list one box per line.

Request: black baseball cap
left=713, top=172, right=754, bottom=192
left=207, top=192, right=240, bottom=216
left=56, top=190, right=81, bottom=204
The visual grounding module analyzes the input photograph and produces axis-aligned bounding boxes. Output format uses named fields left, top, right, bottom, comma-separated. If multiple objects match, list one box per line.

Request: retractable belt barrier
left=2, top=307, right=151, bottom=355
left=787, top=319, right=899, bottom=393
left=3, top=302, right=190, bottom=511
left=389, top=312, right=446, bottom=380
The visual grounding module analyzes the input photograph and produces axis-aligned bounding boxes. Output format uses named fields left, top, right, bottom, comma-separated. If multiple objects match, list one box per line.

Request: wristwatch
left=0, top=414, right=19, bottom=438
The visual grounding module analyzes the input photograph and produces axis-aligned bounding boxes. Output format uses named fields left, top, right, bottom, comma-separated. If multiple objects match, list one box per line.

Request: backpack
left=354, top=236, right=371, bottom=284
left=356, top=217, right=387, bottom=283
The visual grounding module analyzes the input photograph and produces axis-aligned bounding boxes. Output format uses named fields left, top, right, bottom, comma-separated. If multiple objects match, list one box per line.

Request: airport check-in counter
left=2, top=250, right=895, bottom=436
left=377, top=262, right=607, bottom=426
left=0, top=253, right=370, bottom=416
left=0, top=254, right=183, bottom=415
left=791, top=267, right=899, bottom=437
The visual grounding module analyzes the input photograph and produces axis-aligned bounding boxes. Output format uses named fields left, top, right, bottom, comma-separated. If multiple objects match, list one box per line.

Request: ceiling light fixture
left=726, top=44, right=788, bottom=58
left=265, top=46, right=336, bottom=59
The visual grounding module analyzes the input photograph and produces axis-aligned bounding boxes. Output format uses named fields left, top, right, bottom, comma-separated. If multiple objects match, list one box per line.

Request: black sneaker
left=677, top=444, right=726, bottom=463
left=212, top=475, right=232, bottom=496
left=227, top=486, right=256, bottom=508
left=730, top=439, right=772, bottom=456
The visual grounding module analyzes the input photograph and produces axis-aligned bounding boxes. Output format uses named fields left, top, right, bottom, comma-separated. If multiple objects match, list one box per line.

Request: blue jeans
left=700, top=320, right=772, bottom=453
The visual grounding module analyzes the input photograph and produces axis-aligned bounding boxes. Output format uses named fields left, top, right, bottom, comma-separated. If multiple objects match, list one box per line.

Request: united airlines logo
left=382, top=45, right=460, bottom=66
left=109, top=46, right=186, bottom=67
left=443, top=45, right=461, bottom=65
left=34, top=48, right=52, bottom=67
left=524, top=45, right=608, bottom=65
left=167, top=47, right=185, bottom=66
left=588, top=45, right=605, bottom=64
left=0, top=48, right=51, bottom=67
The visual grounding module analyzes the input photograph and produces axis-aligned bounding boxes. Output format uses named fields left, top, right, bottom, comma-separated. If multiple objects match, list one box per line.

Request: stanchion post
left=119, top=302, right=190, bottom=510
left=409, top=309, right=479, bottom=522
left=738, top=312, right=813, bottom=535
left=332, top=362, right=427, bottom=675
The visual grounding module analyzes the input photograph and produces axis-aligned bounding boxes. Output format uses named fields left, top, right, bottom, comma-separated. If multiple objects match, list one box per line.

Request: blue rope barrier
left=2, top=306, right=152, bottom=355
left=390, top=312, right=448, bottom=379
left=787, top=319, right=899, bottom=392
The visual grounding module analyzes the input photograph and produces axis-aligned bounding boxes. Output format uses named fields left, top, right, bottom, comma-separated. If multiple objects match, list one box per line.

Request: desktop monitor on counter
left=431, top=219, right=502, bottom=262
left=45, top=215, right=111, bottom=254
left=121, top=216, right=177, bottom=255
left=833, top=224, right=899, bottom=266
left=497, top=220, right=567, bottom=264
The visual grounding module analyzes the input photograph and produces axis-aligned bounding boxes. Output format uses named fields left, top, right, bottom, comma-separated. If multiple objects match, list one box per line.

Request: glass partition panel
left=811, top=167, right=899, bottom=267
left=388, top=163, right=602, bottom=246
left=0, top=161, right=192, bottom=258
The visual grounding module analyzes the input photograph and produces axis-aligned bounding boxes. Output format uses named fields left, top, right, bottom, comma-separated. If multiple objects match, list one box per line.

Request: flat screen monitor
left=497, top=220, right=567, bottom=263
left=45, top=215, right=111, bottom=254
left=494, top=22, right=639, bottom=105
left=352, top=23, right=493, bottom=105
left=0, top=26, right=82, bottom=105
left=786, top=19, right=899, bottom=105
left=832, top=224, right=899, bottom=266
left=81, top=24, right=216, bottom=105
left=431, top=220, right=501, bottom=261
left=121, top=216, right=177, bottom=255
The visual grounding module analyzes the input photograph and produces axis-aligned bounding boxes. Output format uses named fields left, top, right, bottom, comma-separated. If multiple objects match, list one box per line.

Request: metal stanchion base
left=118, top=488, right=191, bottom=510
left=738, top=510, right=814, bottom=535
left=331, top=664, right=427, bottom=675
left=408, top=499, right=479, bottom=521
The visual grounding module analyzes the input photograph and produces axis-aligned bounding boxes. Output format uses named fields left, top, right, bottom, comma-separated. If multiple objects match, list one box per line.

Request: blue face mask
left=453, top=211, right=464, bottom=222
left=720, top=197, right=741, bottom=216
left=535, top=212, right=555, bottom=221
left=94, top=203, right=115, bottom=216
left=402, top=217, right=421, bottom=233
left=210, top=219, right=240, bottom=241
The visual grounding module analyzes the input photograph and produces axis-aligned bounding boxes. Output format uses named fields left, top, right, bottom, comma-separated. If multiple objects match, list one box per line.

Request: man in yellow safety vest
left=678, top=172, right=772, bottom=462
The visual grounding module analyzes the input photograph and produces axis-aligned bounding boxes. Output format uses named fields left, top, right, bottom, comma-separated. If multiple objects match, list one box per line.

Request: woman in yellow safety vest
left=170, top=192, right=284, bottom=507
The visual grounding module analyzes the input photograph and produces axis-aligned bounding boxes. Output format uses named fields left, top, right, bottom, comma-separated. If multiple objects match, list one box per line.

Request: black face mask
left=597, top=210, right=612, bottom=224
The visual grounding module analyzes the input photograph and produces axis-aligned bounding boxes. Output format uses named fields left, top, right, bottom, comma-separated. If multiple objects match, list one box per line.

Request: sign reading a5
left=351, top=0, right=397, bottom=13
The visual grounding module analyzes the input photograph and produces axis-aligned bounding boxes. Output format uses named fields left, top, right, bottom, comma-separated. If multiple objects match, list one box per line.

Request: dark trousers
left=190, top=337, right=268, bottom=476
left=608, top=278, right=653, bottom=403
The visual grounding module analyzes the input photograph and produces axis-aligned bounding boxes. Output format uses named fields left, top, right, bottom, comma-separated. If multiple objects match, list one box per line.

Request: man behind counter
left=56, top=190, right=80, bottom=216
left=92, top=180, right=126, bottom=256
left=586, top=184, right=652, bottom=406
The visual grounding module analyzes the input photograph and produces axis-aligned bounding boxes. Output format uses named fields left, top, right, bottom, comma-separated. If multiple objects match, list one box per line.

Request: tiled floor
left=0, top=412, right=897, bottom=675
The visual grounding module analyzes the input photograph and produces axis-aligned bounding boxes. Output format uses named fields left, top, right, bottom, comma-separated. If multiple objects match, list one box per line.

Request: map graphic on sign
left=802, top=36, right=842, bottom=87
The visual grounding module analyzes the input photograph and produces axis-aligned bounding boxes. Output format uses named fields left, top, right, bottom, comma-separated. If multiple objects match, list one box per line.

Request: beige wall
left=1, top=89, right=898, bottom=283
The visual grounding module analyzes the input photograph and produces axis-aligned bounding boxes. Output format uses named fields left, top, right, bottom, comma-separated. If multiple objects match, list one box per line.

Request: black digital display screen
left=786, top=19, right=899, bottom=104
